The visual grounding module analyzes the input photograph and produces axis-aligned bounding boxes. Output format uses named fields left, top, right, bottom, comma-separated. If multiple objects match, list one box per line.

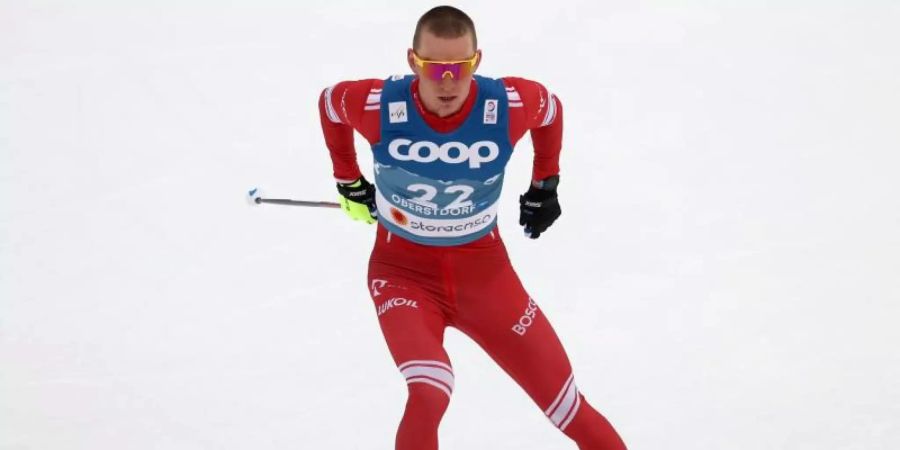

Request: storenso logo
left=388, top=138, right=499, bottom=168
left=409, top=214, right=494, bottom=233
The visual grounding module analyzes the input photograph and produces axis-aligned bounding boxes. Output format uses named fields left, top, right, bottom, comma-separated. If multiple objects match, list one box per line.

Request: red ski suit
left=319, top=77, right=626, bottom=450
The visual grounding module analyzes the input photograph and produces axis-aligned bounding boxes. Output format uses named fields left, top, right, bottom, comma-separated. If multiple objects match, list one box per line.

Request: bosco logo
left=388, top=138, right=499, bottom=169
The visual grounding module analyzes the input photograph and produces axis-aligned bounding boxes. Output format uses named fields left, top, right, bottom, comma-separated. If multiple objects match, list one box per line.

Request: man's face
left=408, top=30, right=481, bottom=118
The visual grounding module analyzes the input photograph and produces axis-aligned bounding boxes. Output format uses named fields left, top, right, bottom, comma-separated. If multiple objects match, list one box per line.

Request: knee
left=404, top=384, right=450, bottom=425
left=561, top=396, right=627, bottom=450
left=545, top=376, right=626, bottom=450
left=398, top=360, right=454, bottom=420
left=544, top=374, right=581, bottom=431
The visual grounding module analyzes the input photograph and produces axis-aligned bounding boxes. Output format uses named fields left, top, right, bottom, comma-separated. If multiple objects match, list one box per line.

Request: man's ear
left=474, top=49, right=483, bottom=71
left=407, top=48, right=417, bottom=73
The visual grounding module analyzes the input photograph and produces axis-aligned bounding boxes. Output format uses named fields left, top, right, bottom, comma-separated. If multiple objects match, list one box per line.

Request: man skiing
left=318, top=6, right=627, bottom=450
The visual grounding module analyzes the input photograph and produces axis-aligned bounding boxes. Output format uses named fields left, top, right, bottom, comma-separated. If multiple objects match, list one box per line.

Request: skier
left=318, top=6, right=627, bottom=450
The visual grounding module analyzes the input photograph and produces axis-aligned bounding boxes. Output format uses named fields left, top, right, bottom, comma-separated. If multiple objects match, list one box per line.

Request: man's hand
left=337, top=177, right=377, bottom=224
left=518, top=175, right=561, bottom=239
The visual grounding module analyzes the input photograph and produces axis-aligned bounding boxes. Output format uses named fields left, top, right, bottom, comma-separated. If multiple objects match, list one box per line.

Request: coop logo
left=387, top=138, right=499, bottom=168
left=376, top=297, right=419, bottom=317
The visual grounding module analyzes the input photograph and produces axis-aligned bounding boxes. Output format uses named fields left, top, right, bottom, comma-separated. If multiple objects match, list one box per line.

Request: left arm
left=503, top=77, right=564, bottom=239
left=503, top=77, right=564, bottom=183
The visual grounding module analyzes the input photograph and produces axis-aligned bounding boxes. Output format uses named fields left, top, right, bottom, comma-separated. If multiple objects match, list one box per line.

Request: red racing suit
left=318, top=76, right=625, bottom=450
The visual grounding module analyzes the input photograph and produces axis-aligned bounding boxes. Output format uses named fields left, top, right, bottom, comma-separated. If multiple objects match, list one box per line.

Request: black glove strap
left=336, top=177, right=375, bottom=202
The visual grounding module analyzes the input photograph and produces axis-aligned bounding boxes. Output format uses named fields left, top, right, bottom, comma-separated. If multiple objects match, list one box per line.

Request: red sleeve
left=502, top=77, right=563, bottom=182
left=318, top=79, right=383, bottom=183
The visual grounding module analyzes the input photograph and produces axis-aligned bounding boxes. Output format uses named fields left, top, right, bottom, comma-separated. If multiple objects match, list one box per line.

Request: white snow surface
left=2, top=1, right=899, bottom=449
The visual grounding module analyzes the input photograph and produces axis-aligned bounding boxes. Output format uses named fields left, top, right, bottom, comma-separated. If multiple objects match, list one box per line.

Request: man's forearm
left=530, top=94, right=563, bottom=181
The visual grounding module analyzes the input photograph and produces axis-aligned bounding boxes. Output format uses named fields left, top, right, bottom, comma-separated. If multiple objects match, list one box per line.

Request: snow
left=2, top=1, right=899, bottom=449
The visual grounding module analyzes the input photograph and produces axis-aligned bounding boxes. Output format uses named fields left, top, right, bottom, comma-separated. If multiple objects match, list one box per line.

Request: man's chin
left=436, top=102, right=463, bottom=117
left=421, top=98, right=463, bottom=117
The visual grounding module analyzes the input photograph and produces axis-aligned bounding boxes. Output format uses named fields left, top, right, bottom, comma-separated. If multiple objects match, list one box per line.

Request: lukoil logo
left=377, top=297, right=419, bottom=317
left=388, top=138, right=499, bottom=168
left=370, top=279, right=388, bottom=297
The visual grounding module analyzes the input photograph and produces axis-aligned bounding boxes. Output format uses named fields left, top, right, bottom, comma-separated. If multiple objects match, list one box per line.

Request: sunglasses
left=412, top=52, right=479, bottom=81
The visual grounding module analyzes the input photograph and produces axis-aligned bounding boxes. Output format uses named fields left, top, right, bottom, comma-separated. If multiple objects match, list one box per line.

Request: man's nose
left=439, top=75, right=456, bottom=90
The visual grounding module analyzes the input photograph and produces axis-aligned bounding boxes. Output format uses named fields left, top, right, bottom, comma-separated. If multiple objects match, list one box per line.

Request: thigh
left=367, top=269, right=455, bottom=397
left=453, top=250, right=578, bottom=418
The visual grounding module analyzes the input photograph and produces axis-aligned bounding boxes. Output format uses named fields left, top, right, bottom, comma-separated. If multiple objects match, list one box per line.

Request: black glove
left=336, top=176, right=378, bottom=223
left=518, top=175, right=561, bottom=239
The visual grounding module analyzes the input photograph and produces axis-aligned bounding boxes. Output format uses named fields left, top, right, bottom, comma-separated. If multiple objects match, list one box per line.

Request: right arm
left=317, top=79, right=383, bottom=183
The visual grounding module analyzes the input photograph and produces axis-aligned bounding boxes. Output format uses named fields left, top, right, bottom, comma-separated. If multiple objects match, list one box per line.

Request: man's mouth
left=438, top=96, right=457, bottom=104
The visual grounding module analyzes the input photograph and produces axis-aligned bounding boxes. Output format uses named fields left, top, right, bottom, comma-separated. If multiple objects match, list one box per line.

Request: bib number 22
left=407, top=183, right=474, bottom=210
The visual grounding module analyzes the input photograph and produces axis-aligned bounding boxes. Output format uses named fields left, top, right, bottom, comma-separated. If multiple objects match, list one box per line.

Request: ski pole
left=247, top=188, right=340, bottom=208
